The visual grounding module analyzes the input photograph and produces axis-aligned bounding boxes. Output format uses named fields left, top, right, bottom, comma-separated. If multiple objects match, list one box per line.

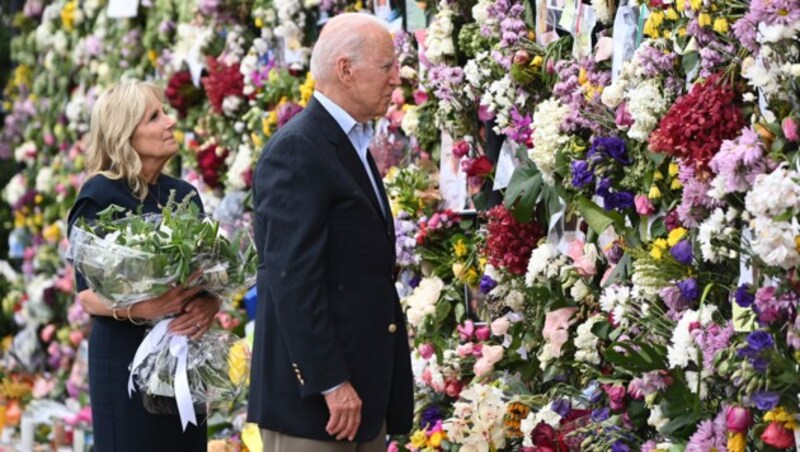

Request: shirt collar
left=313, top=91, right=358, bottom=137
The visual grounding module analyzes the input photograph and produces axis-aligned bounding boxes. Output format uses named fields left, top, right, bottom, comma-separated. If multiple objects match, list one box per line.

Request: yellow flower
left=667, top=227, right=687, bottom=246
left=453, top=239, right=468, bottom=257
left=671, top=178, right=683, bottom=190
left=713, top=17, right=729, bottom=34
left=147, top=49, right=159, bottom=65
left=727, top=432, right=746, bottom=452
left=578, top=68, right=588, bottom=86
left=255, top=17, right=264, bottom=28
left=355, top=0, right=364, bottom=9
left=227, top=340, right=250, bottom=385
left=662, top=30, right=672, bottom=38
left=43, top=223, right=61, bottom=243
left=690, top=0, right=702, bottom=10
left=251, top=132, right=263, bottom=149
left=643, top=11, right=665, bottom=38
left=668, top=162, right=679, bottom=177
left=764, top=407, right=798, bottom=429
left=173, top=130, right=185, bottom=145
left=429, top=430, right=446, bottom=448
left=531, top=55, right=543, bottom=67
left=653, top=170, right=664, bottom=181
left=698, top=13, right=712, bottom=27
left=13, top=65, right=31, bottom=89
left=299, top=72, right=315, bottom=107
left=465, top=267, right=480, bottom=286
left=677, top=0, right=686, bottom=11
left=478, top=256, right=487, bottom=271
left=665, top=8, right=679, bottom=20
left=678, top=27, right=688, bottom=36
left=648, top=184, right=662, bottom=199
left=795, top=236, right=800, bottom=254
left=410, top=430, right=428, bottom=448
left=14, top=212, right=25, bottom=229
left=61, top=1, right=77, bottom=32
left=651, top=238, right=668, bottom=260
left=452, top=263, right=465, bottom=280
left=34, top=194, right=43, bottom=204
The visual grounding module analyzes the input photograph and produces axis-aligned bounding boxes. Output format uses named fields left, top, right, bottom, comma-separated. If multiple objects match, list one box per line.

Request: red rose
left=761, top=422, right=795, bottom=449
left=531, top=422, right=557, bottom=451
left=463, top=156, right=494, bottom=178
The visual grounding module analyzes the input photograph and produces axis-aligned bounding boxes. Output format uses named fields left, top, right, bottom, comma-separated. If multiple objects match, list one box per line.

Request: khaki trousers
left=261, top=424, right=386, bottom=452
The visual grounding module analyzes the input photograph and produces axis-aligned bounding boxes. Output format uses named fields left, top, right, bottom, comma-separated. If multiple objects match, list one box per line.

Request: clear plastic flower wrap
left=67, top=197, right=257, bottom=307
left=127, top=321, right=250, bottom=427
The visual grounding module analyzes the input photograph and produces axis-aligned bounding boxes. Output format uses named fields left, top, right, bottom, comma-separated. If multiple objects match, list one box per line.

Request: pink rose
left=421, top=368, right=432, bottom=386
left=475, top=326, right=490, bottom=341
left=491, top=317, right=511, bottom=336
left=481, top=345, right=504, bottom=364
left=725, top=406, right=752, bottom=433
left=40, top=324, right=56, bottom=343
left=456, top=342, right=475, bottom=358
left=69, top=330, right=84, bottom=346
left=761, top=422, right=795, bottom=449
left=391, top=88, right=405, bottom=106
left=453, top=140, right=471, bottom=158
left=542, top=308, right=578, bottom=357
left=567, top=239, right=585, bottom=262
left=44, top=134, right=56, bottom=147
left=457, top=320, right=475, bottom=341
left=387, top=441, right=399, bottom=452
left=635, top=194, right=655, bottom=216
left=413, top=89, right=429, bottom=105
left=473, top=357, right=495, bottom=377
left=445, top=380, right=463, bottom=397
left=419, top=343, right=435, bottom=360
left=605, top=384, right=627, bottom=411
left=783, top=116, right=798, bottom=142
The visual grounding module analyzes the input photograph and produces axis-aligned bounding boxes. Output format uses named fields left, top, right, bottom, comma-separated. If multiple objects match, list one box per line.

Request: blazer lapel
left=306, top=98, right=385, bottom=221
left=367, top=151, right=395, bottom=235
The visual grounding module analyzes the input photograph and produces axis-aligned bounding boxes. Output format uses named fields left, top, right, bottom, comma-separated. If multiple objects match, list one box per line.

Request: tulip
left=725, top=406, right=752, bottom=433
left=761, top=422, right=795, bottom=449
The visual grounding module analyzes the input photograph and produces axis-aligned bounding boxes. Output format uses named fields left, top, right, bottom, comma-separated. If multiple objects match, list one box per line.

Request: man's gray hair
left=309, top=13, right=390, bottom=84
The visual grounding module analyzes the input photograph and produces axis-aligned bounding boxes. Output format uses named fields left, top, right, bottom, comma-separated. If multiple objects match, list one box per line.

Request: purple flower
left=591, top=407, right=610, bottom=422
left=670, top=239, right=693, bottom=265
left=735, top=284, right=755, bottom=308
left=591, top=137, right=630, bottom=165
left=751, top=391, right=780, bottom=411
left=677, top=278, right=699, bottom=301
left=686, top=410, right=727, bottom=452
left=571, top=160, right=594, bottom=189
left=551, top=399, right=571, bottom=417
left=612, top=442, right=630, bottom=452
left=747, top=331, right=774, bottom=352
left=479, top=275, right=497, bottom=294
left=420, top=405, right=443, bottom=429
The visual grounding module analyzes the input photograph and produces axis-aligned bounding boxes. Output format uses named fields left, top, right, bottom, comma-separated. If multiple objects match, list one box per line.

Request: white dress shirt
left=313, top=91, right=386, bottom=215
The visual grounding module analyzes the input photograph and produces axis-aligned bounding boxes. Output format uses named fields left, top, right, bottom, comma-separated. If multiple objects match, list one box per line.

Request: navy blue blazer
left=246, top=97, right=414, bottom=441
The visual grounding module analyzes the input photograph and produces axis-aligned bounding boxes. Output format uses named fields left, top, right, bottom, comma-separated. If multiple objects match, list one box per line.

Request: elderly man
left=247, top=12, right=414, bottom=452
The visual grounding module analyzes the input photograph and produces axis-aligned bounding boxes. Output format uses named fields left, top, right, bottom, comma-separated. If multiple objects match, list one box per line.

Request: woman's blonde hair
left=85, top=80, right=165, bottom=201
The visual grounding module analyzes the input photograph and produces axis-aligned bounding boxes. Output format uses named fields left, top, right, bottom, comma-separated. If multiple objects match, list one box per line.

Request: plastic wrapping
left=129, top=326, right=250, bottom=421
left=67, top=203, right=257, bottom=306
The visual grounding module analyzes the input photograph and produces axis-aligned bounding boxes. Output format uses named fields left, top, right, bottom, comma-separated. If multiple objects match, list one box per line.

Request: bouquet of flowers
left=67, top=195, right=258, bottom=307
left=127, top=321, right=251, bottom=429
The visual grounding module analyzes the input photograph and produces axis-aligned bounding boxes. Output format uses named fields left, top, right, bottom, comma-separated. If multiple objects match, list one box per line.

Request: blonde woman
left=67, top=81, right=217, bottom=451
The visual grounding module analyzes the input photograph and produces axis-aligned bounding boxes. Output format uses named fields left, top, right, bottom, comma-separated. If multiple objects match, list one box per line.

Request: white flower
left=400, top=106, right=420, bottom=136
left=226, top=143, right=254, bottom=191
left=403, top=276, right=445, bottom=327
left=574, top=315, right=603, bottom=364
left=599, top=284, right=631, bottom=327
left=525, top=243, right=567, bottom=287
left=686, top=370, right=710, bottom=399
left=627, top=79, right=670, bottom=141
left=35, top=167, right=55, bottom=194
left=667, top=305, right=717, bottom=369
left=528, top=99, right=569, bottom=185
left=591, top=0, right=613, bottom=24
left=520, top=412, right=537, bottom=447
left=222, top=95, right=243, bottom=117
left=443, top=383, right=507, bottom=450
left=3, top=173, right=27, bottom=206
left=647, top=404, right=669, bottom=431
left=745, top=164, right=800, bottom=217
left=424, top=2, right=456, bottom=64
left=170, top=24, right=214, bottom=74
left=750, top=216, right=800, bottom=269
left=14, top=142, right=37, bottom=165
left=399, top=65, right=417, bottom=80
left=532, top=405, right=562, bottom=428
left=570, top=279, right=591, bottom=302
left=503, top=289, right=526, bottom=311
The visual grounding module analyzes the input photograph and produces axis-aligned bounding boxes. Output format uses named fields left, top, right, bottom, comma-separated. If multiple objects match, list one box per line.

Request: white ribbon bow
left=127, top=319, right=197, bottom=430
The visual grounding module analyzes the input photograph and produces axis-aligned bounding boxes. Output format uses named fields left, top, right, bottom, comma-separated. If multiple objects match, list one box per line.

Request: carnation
left=649, top=74, right=745, bottom=172
left=404, top=277, right=445, bottom=328
left=484, top=205, right=545, bottom=275
left=525, top=243, right=568, bottom=287
left=528, top=99, right=570, bottom=185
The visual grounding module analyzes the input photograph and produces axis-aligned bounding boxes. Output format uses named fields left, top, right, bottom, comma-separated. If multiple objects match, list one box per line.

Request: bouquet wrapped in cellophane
left=67, top=194, right=257, bottom=307
left=127, top=321, right=250, bottom=429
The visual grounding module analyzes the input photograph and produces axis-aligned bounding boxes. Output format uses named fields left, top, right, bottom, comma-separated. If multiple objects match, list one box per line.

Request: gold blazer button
left=388, top=323, right=397, bottom=333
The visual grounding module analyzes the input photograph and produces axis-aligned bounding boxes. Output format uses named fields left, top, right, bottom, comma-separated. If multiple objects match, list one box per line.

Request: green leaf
left=575, top=195, right=624, bottom=235
left=682, top=51, right=699, bottom=75
left=504, top=163, right=543, bottom=224
left=454, top=302, right=466, bottom=324
left=591, top=320, right=612, bottom=340
left=434, top=299, right=452, bottom=325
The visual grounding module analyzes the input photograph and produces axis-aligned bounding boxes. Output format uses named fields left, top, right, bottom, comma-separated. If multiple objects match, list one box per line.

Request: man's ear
left=335, top=56, right=353, bottom=83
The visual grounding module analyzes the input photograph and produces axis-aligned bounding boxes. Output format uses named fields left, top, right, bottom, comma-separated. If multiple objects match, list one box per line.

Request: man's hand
left=323, top=381, right=362, bottom=441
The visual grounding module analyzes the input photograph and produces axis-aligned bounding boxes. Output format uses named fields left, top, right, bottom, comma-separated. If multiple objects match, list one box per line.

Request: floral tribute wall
left=1, top=0, right=800, bottom=450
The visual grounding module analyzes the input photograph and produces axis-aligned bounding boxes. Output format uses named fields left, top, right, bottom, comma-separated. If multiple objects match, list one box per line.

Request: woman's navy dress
left=67, top=174, right=207, bottom=452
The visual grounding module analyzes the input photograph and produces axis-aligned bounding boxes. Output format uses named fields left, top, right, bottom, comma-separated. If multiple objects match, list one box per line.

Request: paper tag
left=439, top=132, right=468, bottom=210
left=405, top=0, right=428, bottom=31
left=186, top=48, right=206, bottom=87
left=492, top=140, right=519, bottom=190
left=610, top=4, right=638, bottom=83
left=559, top=0, right=577, bottom=30
left=107, top=0, right=139, bottom=18
left=572, top=4, right=597, bottom=59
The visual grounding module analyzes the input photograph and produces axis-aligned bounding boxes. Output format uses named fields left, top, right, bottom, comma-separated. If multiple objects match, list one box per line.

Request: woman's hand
left=168, top=293, right=221, bottom=340
left=130, top=286, right=206, bottom=320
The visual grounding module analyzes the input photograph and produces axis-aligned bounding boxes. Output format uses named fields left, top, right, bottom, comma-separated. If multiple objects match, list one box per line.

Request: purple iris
left=670, top=239, right=693, bottom=265
left=677, top=278, right=699, bottom=301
